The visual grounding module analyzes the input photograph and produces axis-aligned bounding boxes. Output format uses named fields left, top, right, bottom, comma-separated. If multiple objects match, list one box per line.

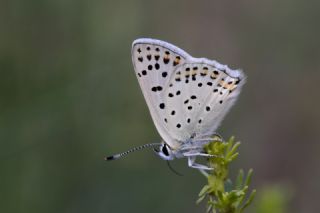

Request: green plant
left=254, top=185, right=291, bottom=213
left=197, top=136, right=256, bottom=213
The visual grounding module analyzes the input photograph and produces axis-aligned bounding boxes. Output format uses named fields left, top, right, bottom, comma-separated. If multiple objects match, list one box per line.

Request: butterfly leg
left=197, top=133, right=224, bottom=143
left=188, top=136, right=222, bottom=147
left=187, top=156, right=213, bottom=170
left=183, top=152, right=217, bottom=158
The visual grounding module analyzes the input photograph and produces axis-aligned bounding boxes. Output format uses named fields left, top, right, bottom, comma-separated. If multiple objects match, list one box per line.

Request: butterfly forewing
left=132, top=39, right=189, bottom=148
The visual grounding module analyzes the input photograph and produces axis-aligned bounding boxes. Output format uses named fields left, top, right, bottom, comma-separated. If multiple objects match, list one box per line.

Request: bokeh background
left=1, top=0, right=319, bottom=212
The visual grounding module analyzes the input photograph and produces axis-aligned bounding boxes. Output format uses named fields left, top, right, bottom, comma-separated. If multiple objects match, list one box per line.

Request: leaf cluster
left=197, top=137, right=256, bottom=213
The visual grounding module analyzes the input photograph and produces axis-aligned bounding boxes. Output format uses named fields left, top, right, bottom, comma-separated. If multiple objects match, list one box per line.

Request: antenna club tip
left=104, top=156, right=115, bottom=161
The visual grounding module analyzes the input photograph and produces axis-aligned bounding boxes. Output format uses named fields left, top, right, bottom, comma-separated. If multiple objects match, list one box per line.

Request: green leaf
left=244, top=169, right=253, bottom=187
left=197, top=195, right=206, bottom=204
left=199, top=185, right=211, bottom=197
left=240, top=189, right=256, bottom=212
left=236, top=169, right=244, bottom=190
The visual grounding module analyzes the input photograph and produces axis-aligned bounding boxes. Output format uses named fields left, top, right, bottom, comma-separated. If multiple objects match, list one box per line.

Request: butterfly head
left=153, top=142, right=175, bottom=160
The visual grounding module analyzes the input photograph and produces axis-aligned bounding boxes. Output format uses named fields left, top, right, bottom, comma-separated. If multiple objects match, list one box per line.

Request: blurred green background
left=1, top=0, right=319, bottom=212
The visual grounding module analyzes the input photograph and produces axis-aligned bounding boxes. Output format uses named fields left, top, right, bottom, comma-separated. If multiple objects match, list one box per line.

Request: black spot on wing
left=151, top=86, right=163, bottom=92
left=163, top=58, right=170, bottom=64
left=162, top=72, right=167, bottom=78
left=159, top=103, right=165, bottom=109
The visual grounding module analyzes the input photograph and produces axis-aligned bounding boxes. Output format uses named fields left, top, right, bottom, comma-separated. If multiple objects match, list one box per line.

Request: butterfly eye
left=162, top=144, right=169, bottom=156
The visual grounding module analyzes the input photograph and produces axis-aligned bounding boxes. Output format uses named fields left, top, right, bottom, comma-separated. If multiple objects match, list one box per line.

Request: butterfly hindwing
left=163, top=62, right=245, bottom=142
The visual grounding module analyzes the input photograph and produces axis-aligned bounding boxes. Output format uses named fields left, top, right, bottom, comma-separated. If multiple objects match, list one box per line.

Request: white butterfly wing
left=132, top=38, right=190, bottom=149
left=163, top=60, right=245, bottom=142
left=132, top=38, right=245, bottom=150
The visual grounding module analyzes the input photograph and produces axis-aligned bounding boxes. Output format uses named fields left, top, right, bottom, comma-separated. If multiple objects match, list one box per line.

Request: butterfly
left=105, top=38, right=245, bottom=170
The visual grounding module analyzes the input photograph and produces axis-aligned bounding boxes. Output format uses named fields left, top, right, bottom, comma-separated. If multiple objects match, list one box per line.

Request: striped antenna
left=105, top=143, right=161, bottom=161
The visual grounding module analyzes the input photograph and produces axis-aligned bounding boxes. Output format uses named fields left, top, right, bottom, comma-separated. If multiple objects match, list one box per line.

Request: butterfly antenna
left=166, top=161, right=183, bottom=176
left=105, top=143, right=161, bottom=161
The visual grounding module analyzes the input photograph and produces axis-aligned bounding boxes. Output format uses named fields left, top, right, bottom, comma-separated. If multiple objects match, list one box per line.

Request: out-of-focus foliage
left=254, top=185, right=292, bottom=213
